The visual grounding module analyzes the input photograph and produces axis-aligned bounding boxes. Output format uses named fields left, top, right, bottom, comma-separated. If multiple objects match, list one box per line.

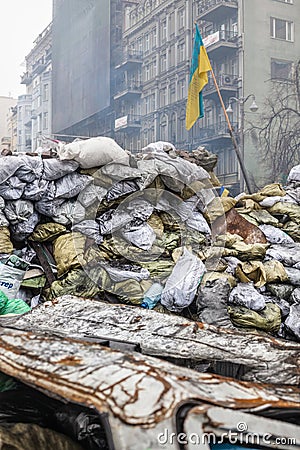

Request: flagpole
left=210, top=68, right=252, bottom=194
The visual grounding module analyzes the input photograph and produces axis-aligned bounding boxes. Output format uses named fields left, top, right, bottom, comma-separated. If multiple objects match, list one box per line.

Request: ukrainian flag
left=186, top=24, right=212, bottom=130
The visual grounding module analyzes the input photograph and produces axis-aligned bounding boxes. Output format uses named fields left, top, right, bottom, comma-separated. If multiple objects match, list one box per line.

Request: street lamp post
left=226, top=94, right=258, bottom=192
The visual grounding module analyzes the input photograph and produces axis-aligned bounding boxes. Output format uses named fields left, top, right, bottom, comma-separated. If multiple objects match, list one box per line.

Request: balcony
left=197, top=121, right=238, bottom=145
left=204, top=73, right=238, bottom=99
left=197, top=0, right=238, bottom=22
left=114, top=114, right=141, bottom=132
left=20, top=72, right=32, bottom=85
left=114, top=81, right=142, bottom=101
left=32, top=61, right=46, bottom=76
left=115, top=50, right=143, bottom=71
left=204, top=30, right=239, bottom=58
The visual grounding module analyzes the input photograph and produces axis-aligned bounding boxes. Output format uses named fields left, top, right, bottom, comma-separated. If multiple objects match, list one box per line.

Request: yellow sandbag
left=228, top=303, right=281, bottom=333
left=201, top=271, right=237, bottom=288
left=232, top=241, right=268, bottom=260
left=53, top=232, right=86, bottom=277
left=205, top=197, right=237, bottom=223
left=181, top=180, right=205, bottom=200
left=264, top=260, right=288, bottom=283
left=236, top=261, right=267, bottom=287
left=249, top=210, right=279, bottom=226
left=49, top=268, right=101, bottom=299
left=283, top=221, right=300, bottom=242
left=147, top=213, right=164, bottom=237
left=259, top=183, right=286, bottom=197
left=29, top=223, right=67, bottom=242
left=0, top=227, right=13, bottom=254
left=269, top=203, right=300, bottom=224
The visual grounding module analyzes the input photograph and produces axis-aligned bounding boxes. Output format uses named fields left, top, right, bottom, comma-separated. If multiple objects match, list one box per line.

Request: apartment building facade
left=19, top=23, right=52, bottom=151
left=0, top=96, right=17, bottom=152
left=114, top=0, right=299, bottom=189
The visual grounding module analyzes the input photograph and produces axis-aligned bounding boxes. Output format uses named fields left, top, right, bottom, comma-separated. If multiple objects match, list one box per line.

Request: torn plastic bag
left=55, top=173, right=93, bottom=199
left=0, top=156, right=23, bottom=184
left=285, top=304, right=300, bottom=340
left=127, top=198, right=154, bottom=221
left=77, top=183, right=107, bottom=208
left=23, top=178, right=50, bottom=201
left=228, top=283, right=266, bottom=311
left=121, top=221, right=156, bottom=251
left=196, top=278, right=234, bottom=328
left=0, top=291, right=30, bottom=315
left=0, top=227, right=13, bottom=254
left=0, top=386, right=108, bottom=450
left=161, top=247, right=205, bottom=312
left=42, top=158, right=79, bottom=180
left=228, top=303, right=282, bottom=333
left=0, top=423, right=84, bottom=450
left=11, top=211, right=40, bottom=241
left=52, top=200, right=86, bottom=225
left=4, top=200, right=34, bottom=225
left=97, top=209, right=132, bottom=235
left=285, top=267, right=300, bottom=286
left=53, top=232, right=86, bottom=277
left=0, top=176, right=26, bottom=200
left=15, top=155, right=43, bottom=182
left=105, top=179, right=139, bottom=202
left=101, top=262, right=150, bottom=282
left=57, top=136, right=129, bottom=168
left=265, top=243, right=300, bottom=267
left=0, top=264, right=27, bottom=299
left=72, top=220, right=103, bottom=244
left=29, top=222, right=67, bottom=242
left=259, top=224, right=294, bottom=244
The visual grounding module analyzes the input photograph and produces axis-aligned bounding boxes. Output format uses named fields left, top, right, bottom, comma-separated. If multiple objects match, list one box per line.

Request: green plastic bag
left=0, top=291, right=30, bottom=316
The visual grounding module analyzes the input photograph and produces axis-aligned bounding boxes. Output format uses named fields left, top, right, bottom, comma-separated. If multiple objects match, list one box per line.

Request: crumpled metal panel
left=0, top=325, right=299, bottom=429
left=8, top=295, right=300, bottom=385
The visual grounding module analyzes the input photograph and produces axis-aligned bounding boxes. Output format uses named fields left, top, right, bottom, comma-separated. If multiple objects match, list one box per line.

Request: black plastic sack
left=0, top=385, right=109, bottom=450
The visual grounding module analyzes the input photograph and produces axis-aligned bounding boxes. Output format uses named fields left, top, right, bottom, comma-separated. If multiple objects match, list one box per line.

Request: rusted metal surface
left=0, top=325, right=300, bottom=428
left=4, top=295, right=300, bottom=385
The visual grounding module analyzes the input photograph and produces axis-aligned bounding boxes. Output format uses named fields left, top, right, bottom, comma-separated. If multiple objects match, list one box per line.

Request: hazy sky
left=0, top=0, right=53, bottom=99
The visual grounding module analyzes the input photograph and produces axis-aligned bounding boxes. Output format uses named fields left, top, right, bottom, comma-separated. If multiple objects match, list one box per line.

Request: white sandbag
left=101, top=263, right=150, bottom=282
left=285, top=267, right=300, bottom=286
left=97, top=209, right=132, bottom=235
left=42, top=159, right=79, bottom=181
left=259, top=224, right=294, bottom=244
left=287, top=165, right=300, bottom=183
left=4, top=200, right=34, bottom=225
left=228, top=283, right=266, bottom=311
left=35, top=182, right=64, bottom=217
left=15, top=156, right=43, bottom=182
left=0, top=176, right=26, bottom=200
left=52, top=200, right=86, bottom=225
left=55, top=173, right=93, bottom=199
left=72, top=220, right=103, bottom=244
left=142, top=141, right=176, bottom=153
left=0, top=156, right=23, bottom=184
left=11, top=211, right=40, bottom=241
left=127, top=199, right=154, bottom=221
left=161, top=247, right=205, bottom=312
left=77, top=184, right=107, bottom=208
left=121, top=222, right=156, bottom=251
left=285, top=303, right=300, bottom=340
left=57, top=137, right=129, bottom=169
left=23, top=179, right=50, bottom=201
left=265, top=243, right=300, bottom=267
left=99, top=162, right=142, bottom=181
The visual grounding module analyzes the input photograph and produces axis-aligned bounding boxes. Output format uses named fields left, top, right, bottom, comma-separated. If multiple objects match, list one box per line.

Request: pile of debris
left=0, top=137, right=299, bottom=342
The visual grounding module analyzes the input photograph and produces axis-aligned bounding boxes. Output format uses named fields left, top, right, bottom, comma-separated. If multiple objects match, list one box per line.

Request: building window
left=152, top=27, right=157, bottom=48
left=161, top=19, right=167, bottom=42
left=160, top=53, right=167, bottom=72
left=270, top=17, right=294, bottom=41
left=145, top=61, right=150, bottom=81
left=178, top=9, right=185, bottom=29
left=160, top=87, right=167, bottom=106
left=145, top=33, right=150, bottom=52
left=178, top=41, right=185, bottom=63
left=43, top=83, right=49, bottom=101
left=178, top=79, right=186, bottom=100
left=18, top=106, right=22, bottom=120
left=43, top=112, right=48, bottom=130
left=169, top=45, right=175, bottom=67
left=170, top=83, right=176, bottom=103
left=170, top=12, right=175, bottom=37
left=271, top=58, right=293, bottom=80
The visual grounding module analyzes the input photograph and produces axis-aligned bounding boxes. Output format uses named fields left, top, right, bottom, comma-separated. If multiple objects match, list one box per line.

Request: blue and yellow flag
left=186, top=24, right=212, bottom=130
